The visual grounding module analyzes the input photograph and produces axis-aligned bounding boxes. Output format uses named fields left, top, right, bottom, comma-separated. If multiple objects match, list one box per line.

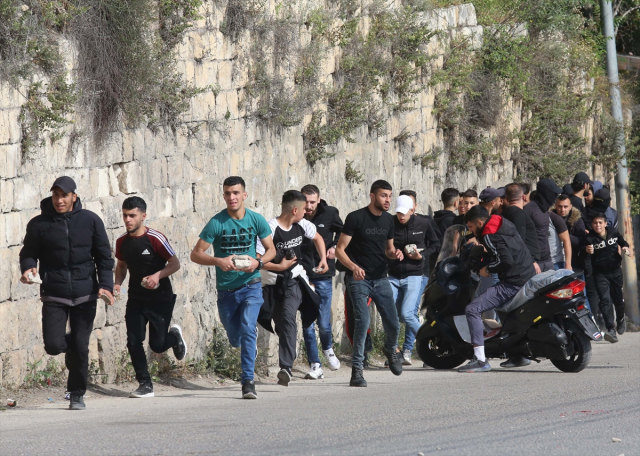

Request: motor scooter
left=415, top=225, right=602, bottom=373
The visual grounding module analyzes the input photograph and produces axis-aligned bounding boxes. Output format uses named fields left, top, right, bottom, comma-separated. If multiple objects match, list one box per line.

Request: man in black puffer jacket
left=19, top=176, right=114, bottom=410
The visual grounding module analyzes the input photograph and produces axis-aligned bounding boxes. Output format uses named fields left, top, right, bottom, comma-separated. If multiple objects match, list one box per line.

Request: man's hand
left=565, top=263, right=573, bottom=271
left=238, top=257, right=260, bottom=273
left=315, top=259, right=329, bottom=274
left=326, top=247, right=336, bottom=260
left=20, top=268, right=38, bottom=285
left=142, top=272, right=161, bottom=289
left=352, top=265, right=366, bottom=281
left=586, top=244, right=594, bottom=254
left=219, top=255, right=238, bottom=272
left=98, top=289, right=114, bottom=306
left=406, top=251, right=422, bottom=261
left=479, top=266, right=491, bottom=278
left=533, top=262, right=541, bottom=274
left=622, top=246, right=632, bottom=257
left=393, top=249, right=404, bottom=261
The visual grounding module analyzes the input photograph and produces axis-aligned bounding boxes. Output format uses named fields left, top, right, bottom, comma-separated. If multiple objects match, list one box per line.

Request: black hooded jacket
left=433, top=210, right=456, bottom=234
left=19, top=197, right=114, bottom=305
left=388, top=214, right=441, bottom=279
left=299, top=199, right=343, bottom=279
left=479, top=215, right=536, bottom=287
left=586, top=228, right=629, bottom=272
left=523, top=179, right=562, bottom=263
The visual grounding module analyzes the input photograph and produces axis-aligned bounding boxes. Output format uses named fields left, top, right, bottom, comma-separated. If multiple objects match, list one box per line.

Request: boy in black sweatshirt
left=586, top=213, right=631, bottom=343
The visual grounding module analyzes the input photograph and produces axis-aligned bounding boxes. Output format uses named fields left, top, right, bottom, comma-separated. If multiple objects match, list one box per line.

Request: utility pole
left=600, top=0, right=640, bottom=324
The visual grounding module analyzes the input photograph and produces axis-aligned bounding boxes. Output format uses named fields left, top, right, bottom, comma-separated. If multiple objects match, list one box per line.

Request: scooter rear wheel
left=416, top=336, right=466, bottom=369
left=550, top=332, right=592, bottom=373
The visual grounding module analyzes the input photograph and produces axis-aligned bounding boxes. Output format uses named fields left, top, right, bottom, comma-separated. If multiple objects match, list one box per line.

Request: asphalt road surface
left=1, top=333, right=639, bottom=456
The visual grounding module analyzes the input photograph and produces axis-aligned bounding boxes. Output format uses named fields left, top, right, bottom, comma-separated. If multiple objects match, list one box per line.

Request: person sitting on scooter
left=458, top=206, right=536, bottom=373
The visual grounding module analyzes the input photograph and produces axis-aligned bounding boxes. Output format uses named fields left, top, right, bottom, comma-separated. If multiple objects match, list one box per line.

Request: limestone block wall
left=0, top=2, right=564, bottom=386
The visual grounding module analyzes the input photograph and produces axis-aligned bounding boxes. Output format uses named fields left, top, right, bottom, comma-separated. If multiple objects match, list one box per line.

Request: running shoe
left=616, top=317, right=626, bottom=335
left=129, top=382, right=154, bottom=398
left=170, top=324, right=188, bottom=361
left=69, top=394, right=86, bottom=410
left=402, top=349, right=413, bottom=366
left=305, top=363, right=324, bottom=380
left=323, top=348, right=341, bottom=370
left=604, top=329, right=619, bottom=343
left=242, top=380, right=257, bottom=399
left=277, top=367, right=292, bottom=387
left=500, top=357, right=531, bottom=368
left=382, top=348, right=403, bottom=376
left=457, top=357, right=492, bottom=373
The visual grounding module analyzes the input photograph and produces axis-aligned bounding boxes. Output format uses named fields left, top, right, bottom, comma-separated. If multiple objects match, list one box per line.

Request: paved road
left=1, top=333, right=639, bottom=456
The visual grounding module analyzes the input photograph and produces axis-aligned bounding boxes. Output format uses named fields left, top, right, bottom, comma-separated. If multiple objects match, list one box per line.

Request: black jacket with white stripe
left=480, top=215, right=536, bottom=287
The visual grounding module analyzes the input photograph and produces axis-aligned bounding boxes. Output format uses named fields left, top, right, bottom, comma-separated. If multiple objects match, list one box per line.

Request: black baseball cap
left=50, top=176, right=77, bottom=194
left=479, top=187, right=505, bottom=203
left=572, top=172, right=591, bottom=185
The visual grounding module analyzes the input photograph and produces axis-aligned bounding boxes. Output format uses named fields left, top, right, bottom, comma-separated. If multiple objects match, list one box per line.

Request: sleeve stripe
left=484, top=235, right=501, bottom=269
left=147, top=230, right=176, bottom=256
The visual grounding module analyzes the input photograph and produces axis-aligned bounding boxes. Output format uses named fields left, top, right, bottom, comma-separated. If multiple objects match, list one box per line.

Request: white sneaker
left=305, top=363, right=324, bottom=380
left=323, top=348, right=341, bottom=371
left=402, top=349, right=412, bottom=366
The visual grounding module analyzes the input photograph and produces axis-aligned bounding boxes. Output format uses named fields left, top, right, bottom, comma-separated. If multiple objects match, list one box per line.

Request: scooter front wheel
left=550, top=332, right=592, bottom=373
left=416, top=336, right=466, bottom=369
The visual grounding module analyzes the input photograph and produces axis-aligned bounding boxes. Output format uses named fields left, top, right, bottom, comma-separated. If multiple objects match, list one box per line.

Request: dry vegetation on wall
left=0, top=0, right=637, bottom=185
left=0, top=0, right=204, bottom=154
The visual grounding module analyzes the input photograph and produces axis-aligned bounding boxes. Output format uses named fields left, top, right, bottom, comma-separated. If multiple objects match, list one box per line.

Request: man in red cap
left=19, top=176, right=114, bottom=410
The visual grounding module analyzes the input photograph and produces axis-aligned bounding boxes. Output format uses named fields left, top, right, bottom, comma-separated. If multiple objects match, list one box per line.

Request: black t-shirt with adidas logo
left=115, top=227, right=175, bottom=300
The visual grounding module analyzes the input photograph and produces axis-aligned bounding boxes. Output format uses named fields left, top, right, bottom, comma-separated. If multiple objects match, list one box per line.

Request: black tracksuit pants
left=593, top=268, right=625, bottom=331
left=125, top=295, right=178, bottom=384
left=272, top=280, right=303, bottom=369
left=42, top=300, right=97, bottom=396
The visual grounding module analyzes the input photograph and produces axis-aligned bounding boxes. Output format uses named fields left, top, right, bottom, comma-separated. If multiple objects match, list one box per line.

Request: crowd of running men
left=18, top=172, right=631, bottom=406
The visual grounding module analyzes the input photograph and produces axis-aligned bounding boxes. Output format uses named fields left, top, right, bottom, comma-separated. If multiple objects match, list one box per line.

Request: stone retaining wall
left=0, top=1, right=582, bottom=386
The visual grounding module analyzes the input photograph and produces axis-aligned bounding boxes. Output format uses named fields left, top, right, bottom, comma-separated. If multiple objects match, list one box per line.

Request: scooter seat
left=496, top=269, right=575, bottom=313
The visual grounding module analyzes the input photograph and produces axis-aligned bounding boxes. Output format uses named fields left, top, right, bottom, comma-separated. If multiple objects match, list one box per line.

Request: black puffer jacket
left=19, top=197, right=114, bottom=305
left=586, top=228, right=628, bottom=271
left=480, top=215, right=536, bottom=287
left=299, top=200, right=343, bottom=279
left=388, top=215, right=441, bottom=279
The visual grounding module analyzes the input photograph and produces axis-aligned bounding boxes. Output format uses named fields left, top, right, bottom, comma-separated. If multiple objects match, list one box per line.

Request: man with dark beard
left=523, top=179, right=563, bottom=272
left=458, top=206, right=536, bottom=373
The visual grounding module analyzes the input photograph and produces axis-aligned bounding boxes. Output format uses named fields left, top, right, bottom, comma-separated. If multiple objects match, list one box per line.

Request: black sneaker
left=69, top=394, right=86, bottom=410
left=277, top=367, right=292, bottom=387
left=604, top=329, right=619, bottom=343
left=382, top=348, right=403, bottom=376
left=242, top=380, right=257, bottom=399
left=170, top=324, right=188, bottom=361
left=458, top=357, right=492, bottom=373
left=350, top=367, right=367, bottom=387
left=129, top=382, right=154, bottom=398
left=617, top=317, right=626, bottom=335
left=500, top=357, right=532, bottom=368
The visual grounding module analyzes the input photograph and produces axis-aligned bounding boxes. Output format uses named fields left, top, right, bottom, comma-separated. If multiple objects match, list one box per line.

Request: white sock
left=474, top=346, right=486, bottom=362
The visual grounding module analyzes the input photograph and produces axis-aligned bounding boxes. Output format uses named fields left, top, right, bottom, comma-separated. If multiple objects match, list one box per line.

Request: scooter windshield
left=435, top=225, right=470, bottom=265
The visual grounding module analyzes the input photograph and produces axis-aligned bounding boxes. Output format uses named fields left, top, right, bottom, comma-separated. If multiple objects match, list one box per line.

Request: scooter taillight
left=546, top=280, right=586, bottom=300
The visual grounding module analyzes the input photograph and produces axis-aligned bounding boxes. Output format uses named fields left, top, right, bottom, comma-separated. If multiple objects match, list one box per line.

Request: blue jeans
left=345, top=276, right=399, bottom=370
left=303, top=278, right=334, bottom=365
left=554, top=261, right=565, bottom=270
left=216, top=282, right=263, bottom=383
left=389, top=276, right=423, bottom=352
